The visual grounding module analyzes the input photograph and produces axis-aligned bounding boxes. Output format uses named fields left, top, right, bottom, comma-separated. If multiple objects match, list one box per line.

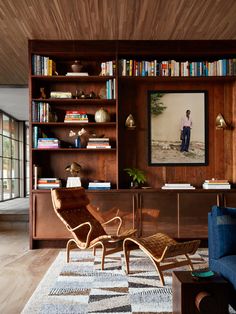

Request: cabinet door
left=178, top=192, right=219, bottom=238
left=140, top=191, right=178, bottom=238
left=223, top=192, right=236, bottom=207
left=87, top=191, right=136, bottom=234
left=32, top=192, right=70, bottom=239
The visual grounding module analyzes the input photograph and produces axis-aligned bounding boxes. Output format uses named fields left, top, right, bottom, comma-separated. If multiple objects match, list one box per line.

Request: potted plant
left=124, top=167, right=147, bottom=188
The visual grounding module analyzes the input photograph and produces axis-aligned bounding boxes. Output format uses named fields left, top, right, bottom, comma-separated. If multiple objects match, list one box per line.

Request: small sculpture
left=65, top=162, right=82, bottom=177
left=95, top=107, right=110, bottom=123
left=69, top=128, right=88, bottom=148
left=125, top=114, right=136, bottom=129
left=40, top=87, right=46, bottom=99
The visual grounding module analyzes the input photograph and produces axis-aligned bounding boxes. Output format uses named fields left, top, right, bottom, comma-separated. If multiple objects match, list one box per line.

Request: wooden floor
left=0, top=225, right=59, bottom=313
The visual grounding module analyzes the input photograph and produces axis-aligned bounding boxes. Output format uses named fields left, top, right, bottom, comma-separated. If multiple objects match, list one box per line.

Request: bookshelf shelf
left=31, top=75, right=115, bottom=81
left=32, top=148, right=116, bottom=151
left=32, top=122, right=116, bottom=126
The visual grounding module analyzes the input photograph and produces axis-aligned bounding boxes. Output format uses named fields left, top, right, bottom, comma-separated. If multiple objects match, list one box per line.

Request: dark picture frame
left=148, top=90, right=208, bottom=166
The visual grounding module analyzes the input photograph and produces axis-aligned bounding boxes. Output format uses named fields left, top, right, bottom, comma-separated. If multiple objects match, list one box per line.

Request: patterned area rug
left=21, top=249, right=231, bottom=314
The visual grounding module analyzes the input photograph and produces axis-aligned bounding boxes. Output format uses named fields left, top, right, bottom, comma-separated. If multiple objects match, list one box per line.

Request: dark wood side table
left=172, top=271, right=230, bottom=314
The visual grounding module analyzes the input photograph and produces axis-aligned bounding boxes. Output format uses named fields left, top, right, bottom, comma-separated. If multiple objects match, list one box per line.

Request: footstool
left=123, top=233, right=200, bottom=286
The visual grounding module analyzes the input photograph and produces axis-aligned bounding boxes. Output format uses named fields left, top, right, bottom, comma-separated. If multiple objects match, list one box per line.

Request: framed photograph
left=148, top=90, right=208, bottom=166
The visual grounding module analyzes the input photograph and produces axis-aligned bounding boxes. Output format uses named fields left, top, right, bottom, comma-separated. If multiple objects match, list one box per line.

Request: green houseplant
left=124, top=167, right=147, bottom=188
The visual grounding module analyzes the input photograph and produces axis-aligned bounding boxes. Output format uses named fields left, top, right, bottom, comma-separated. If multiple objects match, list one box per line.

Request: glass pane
left=12, top=159, right=19, bottom=178
left=26, top=178, right=29, bottom=196
left=26, top=161, right=29, bottom=178
left=0, top=157, right=2, bottom=178
left=0, top=112, right=2, bottom=135
left=26, top=144, right=29, bottom=161
left=0, top=135, right=2, bottom=156
left=11, top=119, right=18, bottom=139
left=0, top=179, right=2, bottom=201
left=12, top=179, right=19, bottom=198
left=12, top=140, right=19, bottom=159
left=26, top=126, right=29, bottom=145
left=3, top=158, right=11, bottom=178
left=3, top=136, right=11, bottom=157
left=3, top=178, right=11, bottom=200
left=3, top=114, right=10, bottom=137
left=19, top=140, right=23, bottom=161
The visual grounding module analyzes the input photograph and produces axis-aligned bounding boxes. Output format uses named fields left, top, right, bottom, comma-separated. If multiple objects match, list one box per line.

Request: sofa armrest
left=208, top=205, right=236, bottom=260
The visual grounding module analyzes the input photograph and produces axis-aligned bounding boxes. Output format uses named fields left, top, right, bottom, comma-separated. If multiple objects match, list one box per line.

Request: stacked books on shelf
left=100, top=61, right=116, bottom=76
left=86, top=138, right=111, bottom=149
left=32, top=54, right=56, bottom=76
left=65, top=72, right=89, bottom=76
left=88, top=182, right=111, bottom=190
left=37, top=178, right=61, bottom=190
left=64, top=111, right=88, bottom=123
left=37, top=138, right=60, bottom=149
left=202, top=179, right=231, bottom=189
left=161, top=183, right=196, bottom=190
left=119, top=58, right=236, bottom=77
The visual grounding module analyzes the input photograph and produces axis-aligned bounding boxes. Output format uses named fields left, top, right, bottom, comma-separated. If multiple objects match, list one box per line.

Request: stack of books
left=161, top=183, right=196, bottom=190
left=38, top=138, right=60, bottom=149
left=37, top=178, right=61, bottom=190
left=88, top=182, right=111, bottom=190
left=86, top=138, right=111, bottom=149
left=64, top=111, right=88, bottom=123
left=65, top=72, right=88, bottom=76
left=202, top=179, right=231, bottom=189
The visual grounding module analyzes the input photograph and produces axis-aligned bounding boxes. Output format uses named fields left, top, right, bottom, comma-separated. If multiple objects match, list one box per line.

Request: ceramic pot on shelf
left=95, top=107, right=110, bottom=123
left=71, top=60, right=83, bottom=73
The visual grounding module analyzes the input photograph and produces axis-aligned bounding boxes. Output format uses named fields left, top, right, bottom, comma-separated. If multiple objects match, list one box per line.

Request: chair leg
left=101, top=244, right=106, bottom=270
left=93, top=247, right=96, bottom=256
left=66, top=239, right=73, bottom=263
left=186, top=254, right=194, bottom=270
left=123, top=241, right=130, bottom=274
left=152, top=260, right=165, bottom=286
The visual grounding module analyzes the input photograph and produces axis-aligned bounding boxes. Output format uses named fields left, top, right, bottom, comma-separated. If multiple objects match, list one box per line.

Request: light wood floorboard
left=0, top=226, right=59, bottom=314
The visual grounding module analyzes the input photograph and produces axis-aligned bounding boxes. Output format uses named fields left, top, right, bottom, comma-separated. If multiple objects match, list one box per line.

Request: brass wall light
left=216, top=113, right=228, bottom=129
left=125, top=114, right=136, bottom=130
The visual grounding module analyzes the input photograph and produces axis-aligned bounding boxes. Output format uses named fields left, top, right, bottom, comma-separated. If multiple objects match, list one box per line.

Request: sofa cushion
left=209, top=255, right=236, bottom=310
left=210, top=255, right=236, bottom=290
left=209, top=206, right=236, bottom=258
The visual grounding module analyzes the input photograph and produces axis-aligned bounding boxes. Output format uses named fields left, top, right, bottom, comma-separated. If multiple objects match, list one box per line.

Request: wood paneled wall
left=119, top=79, right=236, bottom=188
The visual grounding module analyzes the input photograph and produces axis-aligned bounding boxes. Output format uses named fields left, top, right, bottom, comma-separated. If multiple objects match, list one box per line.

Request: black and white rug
left=21, top=249, right=232, bottom=314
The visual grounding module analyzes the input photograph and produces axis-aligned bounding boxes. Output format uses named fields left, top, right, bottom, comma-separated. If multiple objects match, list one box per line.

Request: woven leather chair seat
left=123, top=233, right=200, bottom=286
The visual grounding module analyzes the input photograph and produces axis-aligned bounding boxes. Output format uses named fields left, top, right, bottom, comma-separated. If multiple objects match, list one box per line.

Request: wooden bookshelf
left=29, top=40, right=236, bottom=248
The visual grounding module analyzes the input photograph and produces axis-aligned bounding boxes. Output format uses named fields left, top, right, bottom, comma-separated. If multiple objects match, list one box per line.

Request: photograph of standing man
left=180, top=109, right=192, bottom=152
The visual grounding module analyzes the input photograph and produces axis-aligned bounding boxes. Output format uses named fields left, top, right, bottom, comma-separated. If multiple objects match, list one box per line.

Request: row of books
left=100, top=61, right=116, bottom=76
left=202, top=179, right=231, bottom=189
left=86, top=137, right=111, bottom=149
left=37, top=178, right=61, bottom=190
left=106, top=79, right=116, bottom=99
left=119, top=59, right=236, bottom=77
left=88, top=182, right=111, bottom=190
left=32, top=101, right=56, bottom=122
left=32, top=55, right=56, bottom=76
left=64, top=111, right=88, bottom=123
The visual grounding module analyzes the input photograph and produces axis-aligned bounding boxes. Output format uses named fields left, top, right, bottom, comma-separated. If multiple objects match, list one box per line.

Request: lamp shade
left=216, top=113, right=227, bottom=129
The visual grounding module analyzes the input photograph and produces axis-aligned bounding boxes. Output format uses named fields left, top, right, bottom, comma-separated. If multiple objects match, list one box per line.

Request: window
left=0, top=111, right=26, bottom=201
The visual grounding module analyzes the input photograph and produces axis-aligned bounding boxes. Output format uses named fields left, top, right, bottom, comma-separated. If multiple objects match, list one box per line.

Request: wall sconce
left=125, top=114, right=136, bottom=130
left=216, top=113, right=228, bottom=129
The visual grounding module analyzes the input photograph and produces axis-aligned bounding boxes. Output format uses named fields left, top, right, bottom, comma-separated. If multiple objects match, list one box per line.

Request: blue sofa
left=208, top=205, right=236, bottom=311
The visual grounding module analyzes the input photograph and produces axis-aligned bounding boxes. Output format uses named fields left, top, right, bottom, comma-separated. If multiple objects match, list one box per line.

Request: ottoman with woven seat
left=123, top=233, right=200, bottom=286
